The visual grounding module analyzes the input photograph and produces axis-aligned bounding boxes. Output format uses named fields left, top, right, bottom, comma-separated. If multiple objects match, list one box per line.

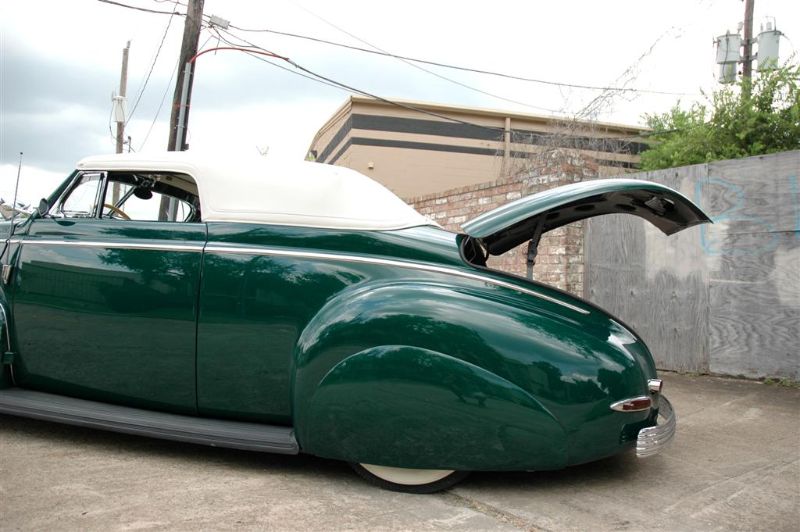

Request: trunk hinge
left=526, top=216, right=546, bottom=280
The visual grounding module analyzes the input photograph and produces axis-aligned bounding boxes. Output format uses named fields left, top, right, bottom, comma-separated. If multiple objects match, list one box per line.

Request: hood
left=462, top=179, right=712, bottom=255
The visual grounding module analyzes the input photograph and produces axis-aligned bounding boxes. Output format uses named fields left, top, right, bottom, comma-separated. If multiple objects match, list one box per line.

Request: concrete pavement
left=0, top=373, right=798, bottom=531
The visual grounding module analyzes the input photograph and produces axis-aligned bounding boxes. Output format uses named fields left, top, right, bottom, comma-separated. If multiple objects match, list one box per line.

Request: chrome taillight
left=610, top=396, right=652, bottom=412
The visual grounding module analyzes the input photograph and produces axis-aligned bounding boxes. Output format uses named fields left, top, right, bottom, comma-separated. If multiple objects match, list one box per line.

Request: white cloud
left=0, top=163, right=69, bottom=207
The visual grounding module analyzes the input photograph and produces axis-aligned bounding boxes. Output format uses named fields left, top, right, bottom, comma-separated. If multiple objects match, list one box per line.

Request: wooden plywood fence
left=585, top=151, right=799, bottom=379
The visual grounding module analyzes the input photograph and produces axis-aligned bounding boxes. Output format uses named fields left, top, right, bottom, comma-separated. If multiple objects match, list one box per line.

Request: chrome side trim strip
left=10, top=238, right=589, bottom=314
left=205, top=244, right=589, bottom=314
left=11, top=239, right=203, bottom=253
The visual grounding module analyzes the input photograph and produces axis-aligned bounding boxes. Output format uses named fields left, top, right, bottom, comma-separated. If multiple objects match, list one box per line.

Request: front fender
left=298, top=345, right=566, bottom=470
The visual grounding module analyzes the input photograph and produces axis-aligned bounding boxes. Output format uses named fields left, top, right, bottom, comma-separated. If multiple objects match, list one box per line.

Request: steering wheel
left=103, top=203, right=131, bottom=221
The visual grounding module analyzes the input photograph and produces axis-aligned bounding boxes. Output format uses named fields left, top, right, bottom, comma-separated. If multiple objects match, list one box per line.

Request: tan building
left=308, top=96, right=648, bottom=198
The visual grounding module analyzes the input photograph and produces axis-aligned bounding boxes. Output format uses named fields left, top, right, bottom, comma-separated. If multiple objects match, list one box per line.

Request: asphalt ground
left=0, top=373, right=798, bottom=531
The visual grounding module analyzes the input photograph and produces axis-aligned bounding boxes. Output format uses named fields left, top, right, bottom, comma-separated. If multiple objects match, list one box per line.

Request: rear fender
left=292, top=282, right=568, bottom=470
left=300, top=345, right=566, bottom=470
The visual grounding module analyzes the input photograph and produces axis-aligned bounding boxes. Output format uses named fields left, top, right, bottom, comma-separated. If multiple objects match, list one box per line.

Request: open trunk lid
left=462, top=179, right=712, bottom=255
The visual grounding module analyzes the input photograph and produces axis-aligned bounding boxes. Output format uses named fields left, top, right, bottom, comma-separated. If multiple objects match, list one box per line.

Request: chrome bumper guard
left=636, top=396, right=675, bottom=458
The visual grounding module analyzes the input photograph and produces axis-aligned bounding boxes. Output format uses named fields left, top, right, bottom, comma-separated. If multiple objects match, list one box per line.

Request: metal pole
left=114, top=41, right=130, bottom=205
left=174, top=62, right=192, bottom=151
left=116, top=41, right=130, bottom=155
left=167, top=0, right=205, bottom=151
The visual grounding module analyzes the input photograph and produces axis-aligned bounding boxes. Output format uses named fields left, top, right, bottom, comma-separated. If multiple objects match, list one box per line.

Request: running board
left=0, top=388, right=299, bottom=454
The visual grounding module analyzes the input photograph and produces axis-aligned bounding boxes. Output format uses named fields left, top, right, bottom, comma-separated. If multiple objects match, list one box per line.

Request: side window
left=101, top=173, right=201, bottom=223
left=55, top=173, right=103, bottom=218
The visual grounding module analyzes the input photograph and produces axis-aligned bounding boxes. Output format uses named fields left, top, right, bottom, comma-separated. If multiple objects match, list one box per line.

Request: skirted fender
left=297, top=345, right=567, bottom=471
left=292, top=281, right=571, bottom=471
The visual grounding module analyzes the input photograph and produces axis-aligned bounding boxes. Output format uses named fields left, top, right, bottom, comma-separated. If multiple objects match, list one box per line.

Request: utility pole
left=741, top=0, right=755, bottom=81
left=115, top=41, right=130, bottom=154
left=715, top=0, right=785, bottom=85
left=167, top=0, right=205, bottom=151
left=113, top=41, right=130, bottom=204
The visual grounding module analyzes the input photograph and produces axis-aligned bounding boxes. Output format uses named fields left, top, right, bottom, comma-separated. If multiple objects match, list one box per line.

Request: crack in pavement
left=440, top=491, right=548, bottom=531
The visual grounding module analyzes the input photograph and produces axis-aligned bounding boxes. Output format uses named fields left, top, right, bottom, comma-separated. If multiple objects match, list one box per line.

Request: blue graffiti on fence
left=694, top=175, right=799, bottom=256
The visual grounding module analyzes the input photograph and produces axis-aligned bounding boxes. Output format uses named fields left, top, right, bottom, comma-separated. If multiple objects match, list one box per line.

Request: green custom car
left=0, top=152, right=710, bottom=492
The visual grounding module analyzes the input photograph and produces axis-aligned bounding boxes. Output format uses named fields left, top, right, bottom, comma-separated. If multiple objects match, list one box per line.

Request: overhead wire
left=139, top=32, right=214, bottom=150
left=211, top=28, right=348, bottom=93
left=215, top=28, right=659, bottom=143
left=227, top=23, right=697, bottom=97
left=122, top=0, right=695, bottom=98
left=138, top=60, right=178, bottom=150
left=214, top=28, right=509, bottom=135
left=281, top=2, right=562, bottom=114
left=102, top=0, right=655, bottom=143
left=126, top=0, right=179, bottom=125
left=97, top=0, right=183, bottom=16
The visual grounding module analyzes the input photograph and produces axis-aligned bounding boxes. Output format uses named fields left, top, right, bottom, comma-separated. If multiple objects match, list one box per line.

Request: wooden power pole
left=742, top=0, right=755, bottom=80
left=167, top=0, right=205, bottom=151
left=115, top=41, right=130, bottom=155
left=112, top=41, right=131, bottom=204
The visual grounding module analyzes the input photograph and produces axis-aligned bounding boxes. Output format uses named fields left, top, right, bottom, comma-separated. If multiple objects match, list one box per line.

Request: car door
left=9, top=170, right=206, bottom=414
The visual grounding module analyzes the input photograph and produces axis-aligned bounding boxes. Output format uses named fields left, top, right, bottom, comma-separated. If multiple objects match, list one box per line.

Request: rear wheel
left=350, top=463, right=469, bottom=493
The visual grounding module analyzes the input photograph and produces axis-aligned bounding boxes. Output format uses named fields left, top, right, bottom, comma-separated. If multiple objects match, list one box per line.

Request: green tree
left=640, top=65, right=800, bottom=171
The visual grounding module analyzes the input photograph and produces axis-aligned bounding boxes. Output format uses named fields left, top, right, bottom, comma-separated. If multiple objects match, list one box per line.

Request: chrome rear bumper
left=636, top=396, right=675, bottom=458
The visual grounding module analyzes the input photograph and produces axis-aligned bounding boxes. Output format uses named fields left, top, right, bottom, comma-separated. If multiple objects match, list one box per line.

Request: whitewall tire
left=350, top=463, right=469, bottom=493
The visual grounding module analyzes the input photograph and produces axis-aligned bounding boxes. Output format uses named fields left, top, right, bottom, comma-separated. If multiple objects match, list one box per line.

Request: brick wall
left=406, top=156, right=598, bottom=297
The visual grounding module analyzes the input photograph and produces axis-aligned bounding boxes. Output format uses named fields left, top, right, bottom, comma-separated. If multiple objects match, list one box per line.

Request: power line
left=138, top=59, right=178, bottom=150
left=126, top=0, right=179, bottom=125
left=216, top=28, right=509, bottom=135
left=228, top=23, right=697, bottom=97
left=111, top=0, right=694, bottom=98
left=222, top=20, right=560, bottom=114
left=140, top=32, right=215, bottom=150
left=282, top=2, right=561, bottom=114
left=212, top=29, right=348, bottom=92
left=97, top=0, right=183, bottom=16
left=102, top=1, right=654, bottom=144
left=217, top=28, right=661, bottom=144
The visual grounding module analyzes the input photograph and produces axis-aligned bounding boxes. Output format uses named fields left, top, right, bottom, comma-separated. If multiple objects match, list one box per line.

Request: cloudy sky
left=1, top=0, right=798, bottom=204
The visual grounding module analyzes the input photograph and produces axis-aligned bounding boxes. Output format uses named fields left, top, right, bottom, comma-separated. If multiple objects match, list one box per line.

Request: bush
left=640, top=64, right=800, bottom=171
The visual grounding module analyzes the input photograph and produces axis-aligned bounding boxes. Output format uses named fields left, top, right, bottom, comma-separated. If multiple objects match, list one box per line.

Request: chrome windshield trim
left=204, top=244, right=589, bottom=315
left=12, top=239, right=203, bottom=253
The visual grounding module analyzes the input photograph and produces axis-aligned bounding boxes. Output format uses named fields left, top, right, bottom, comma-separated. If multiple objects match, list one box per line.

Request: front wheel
left=350, top=463, right=469, bottom=493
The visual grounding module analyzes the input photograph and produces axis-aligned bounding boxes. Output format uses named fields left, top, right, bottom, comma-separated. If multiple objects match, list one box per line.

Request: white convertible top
left=77, top=152, right=432, bottom=231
